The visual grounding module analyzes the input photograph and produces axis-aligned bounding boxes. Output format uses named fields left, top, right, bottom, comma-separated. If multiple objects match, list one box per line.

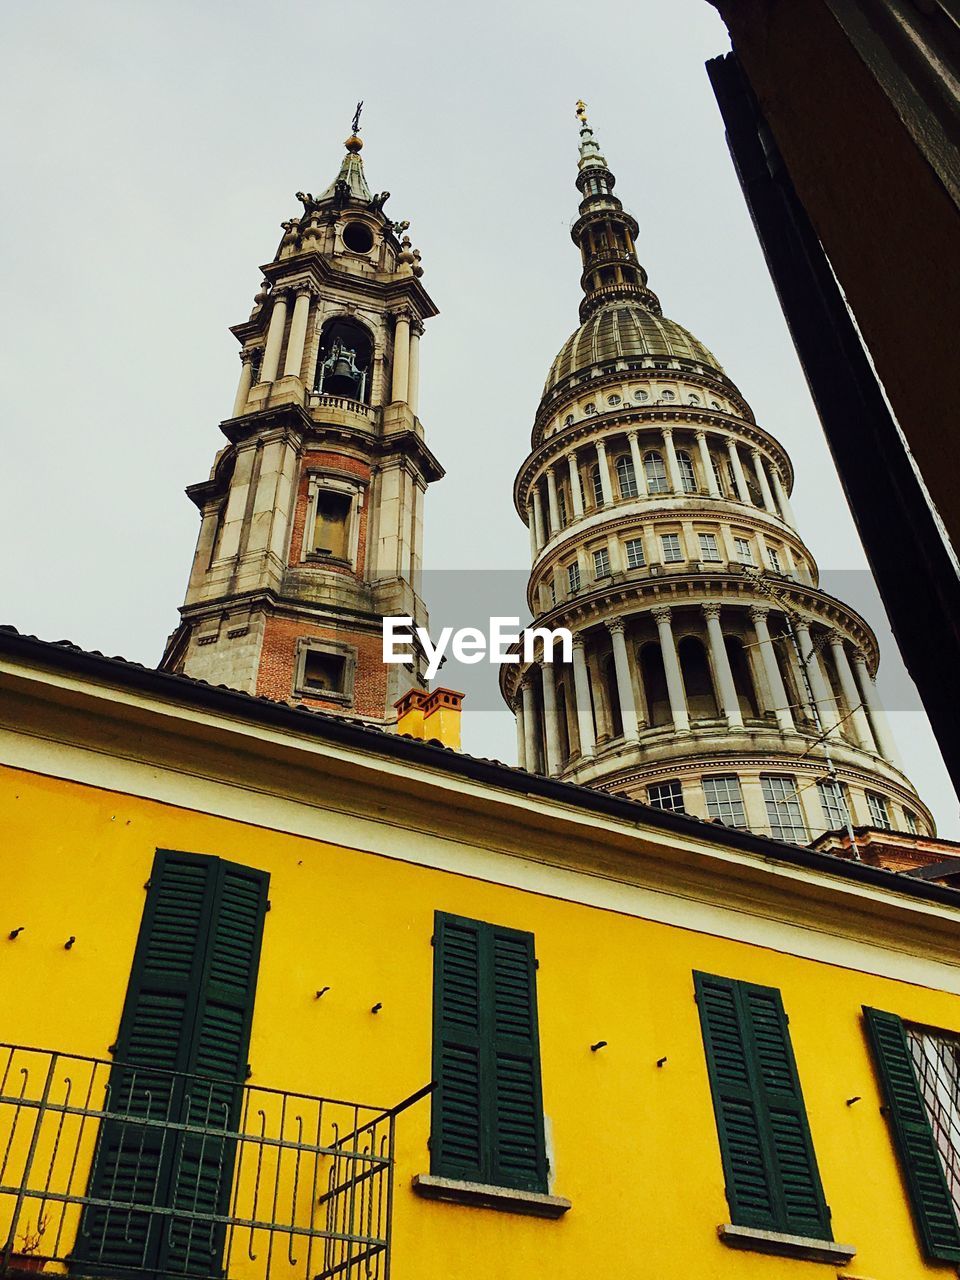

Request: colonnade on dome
left=500, top=105, right=930, bottom=845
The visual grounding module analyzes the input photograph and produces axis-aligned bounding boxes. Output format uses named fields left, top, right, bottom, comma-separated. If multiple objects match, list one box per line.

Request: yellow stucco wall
left=4, top=760, right=960, bottom=1279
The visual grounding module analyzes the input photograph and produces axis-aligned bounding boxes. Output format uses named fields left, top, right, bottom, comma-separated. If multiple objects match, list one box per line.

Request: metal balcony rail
left=0, top=1045, right=430, bottom=1280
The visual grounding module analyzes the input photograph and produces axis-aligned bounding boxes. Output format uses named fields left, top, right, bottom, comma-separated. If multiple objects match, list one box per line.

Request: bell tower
left=162, top=112, right=443, bottom=722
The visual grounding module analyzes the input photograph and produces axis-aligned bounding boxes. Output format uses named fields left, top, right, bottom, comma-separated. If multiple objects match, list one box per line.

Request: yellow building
left=4, top=626, right=960, bottom=1280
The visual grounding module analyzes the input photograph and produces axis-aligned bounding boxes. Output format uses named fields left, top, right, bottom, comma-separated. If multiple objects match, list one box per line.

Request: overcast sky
left=3, top=0, right=956, bottom=836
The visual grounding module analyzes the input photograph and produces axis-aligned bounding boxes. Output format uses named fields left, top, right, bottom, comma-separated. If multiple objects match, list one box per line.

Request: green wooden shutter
left=79, top=850, right=268, bottom=1278
left=863, top=1007, right=960, bottom=1261
left=695, top=972, right=831, bottom=1239
left=431, top=914, right=484, bottom=1182
left=488, top=926, right=547, bottom=1192
left=431, top=913, right=546, bottom=1192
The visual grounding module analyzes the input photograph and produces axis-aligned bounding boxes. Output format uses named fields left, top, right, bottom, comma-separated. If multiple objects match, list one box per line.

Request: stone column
left=527, top=502, right=539, bottom=559
left=595, top=439, right=614, bottom=506
left=232, top=348, right=257, bottom=417
left=532, top=485, right=546, bottom=549
left=282, top=285, right=313, bottom=378
left=407, top=322, right=422, bottom=414
left=606, top=618, right=640, bottom=741
left=750, top=607, right=795, bottom=732
left=653, top=606, right=690, bottom=732
left=391, top=311, right=411, bottom=403
left=546, top=466, right=561, bottom=533
left=259, top=289, right=289, bottom=384
left=771, top=468, right=797, bottom=528
left=726, top=439, right=751, bottom=504
left=828, top=633, right=877, bottom=752
left=521, top=677, right=540, bottom=774
left=702, top=603, right=744, bottom=729
left=572, top=635, right=596, bottom=758
left=628, top=431, right=646, bottom=496
left=514, top=697, right=527, bottom=771
left=568, top=453, right=584, bottom=518
left=852, top=650, right=903, bottom=767
left=541, top=660, right=562, bottom=773
left=663, top=428, right=682, bottom=493
left=794, top=621, right=840, bottom=739
left=751, top=450, right=778, bottom=514
left=697, top=431, right=720, bottom=497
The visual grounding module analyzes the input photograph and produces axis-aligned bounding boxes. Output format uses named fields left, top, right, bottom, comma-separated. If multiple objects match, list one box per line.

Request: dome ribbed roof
left=542, top=301, right=725, bottom=401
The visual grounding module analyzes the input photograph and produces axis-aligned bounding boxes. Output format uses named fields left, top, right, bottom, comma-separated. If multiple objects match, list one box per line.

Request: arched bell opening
left=315, top=317, right=373, bottom=403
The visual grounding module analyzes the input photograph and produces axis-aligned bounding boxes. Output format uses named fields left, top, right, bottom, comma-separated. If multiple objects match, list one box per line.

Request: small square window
left=648, top=780, right=685, bottom=813
left=699, top=533, right=722, bottom=563
left=625, top=537, right=646, bottom=569
left=661, top=533, right=683, bottom=563
left=294, top=640, right=356, bottom=704
left=593, top=547, right=611, bottom=579
left=303, top=650, right=345, bottom=692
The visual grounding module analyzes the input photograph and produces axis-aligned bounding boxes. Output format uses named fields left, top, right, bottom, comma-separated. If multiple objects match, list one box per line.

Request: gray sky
left=3, top=0, right=956, bottom=836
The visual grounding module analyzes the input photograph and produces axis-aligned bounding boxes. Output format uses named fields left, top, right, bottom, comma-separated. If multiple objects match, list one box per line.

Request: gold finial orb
left=345, top=133, right=363, bottom=152
left=575, top=99, right=588, bottom=122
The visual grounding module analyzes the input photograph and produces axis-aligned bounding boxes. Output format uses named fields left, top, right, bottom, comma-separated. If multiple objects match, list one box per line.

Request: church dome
left=541, top=300, right=726, bottom=403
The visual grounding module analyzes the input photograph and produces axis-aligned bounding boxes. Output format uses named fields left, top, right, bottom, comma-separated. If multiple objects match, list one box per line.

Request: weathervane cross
left=352, top=101, right=363, bottom=134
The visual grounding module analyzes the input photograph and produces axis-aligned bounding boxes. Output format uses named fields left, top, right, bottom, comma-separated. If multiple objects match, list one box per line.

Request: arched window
left=676, top=449, right=698, bottom=493
left=590, top=465, right=604, bottom=507
left=725, top=636, right=759, bottom=719
left=315, top=317, right=373, bottom=403
left=603, top=654, right=624, bottom=738
left=678, top=635, right=718, bottom=720
left=640, top=643, right=671, bottom=727
left=616, top=455, right=638, bottom=499
left=643, top=451, right=669, bottom=494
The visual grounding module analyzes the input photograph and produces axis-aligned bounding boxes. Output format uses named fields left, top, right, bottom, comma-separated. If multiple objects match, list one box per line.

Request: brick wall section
left=256, top=614, right=389, bottom=719
left=288, top=451, right=372, bottom=575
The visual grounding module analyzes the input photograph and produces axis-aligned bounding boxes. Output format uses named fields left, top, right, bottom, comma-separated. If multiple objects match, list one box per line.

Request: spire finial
left=576, top=100, right=606, bottom=172
left=576, top=99, right=587, bottom=123
left=345, top=101, right=364, bottom=153
left=352, top=101, right=363, bottom=135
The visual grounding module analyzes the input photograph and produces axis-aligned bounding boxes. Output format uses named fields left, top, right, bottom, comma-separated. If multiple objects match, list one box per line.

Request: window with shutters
left=430, top=912, right=547, bottom=1194
left=864, top=1008, right=960, bottom=1262
left=694, top=971, right=832, bottom=1241
left=77, top=850, right=269, bottom=1278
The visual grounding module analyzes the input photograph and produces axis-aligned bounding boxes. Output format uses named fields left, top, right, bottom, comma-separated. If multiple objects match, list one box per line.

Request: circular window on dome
left=688, top=394, right=701, bottom=405
left=710, top=400, right=721, bottom=410
left=661, top=389, right=676, bottom=402
left=342, top=221, right=374, bottom=253
left=564, top=413, right=575, bottom=426
left=584, top=402, right=597, bottom=415
left=634, top=389, right=649, bottom=402
left=608, top=394, right=621, bottom=406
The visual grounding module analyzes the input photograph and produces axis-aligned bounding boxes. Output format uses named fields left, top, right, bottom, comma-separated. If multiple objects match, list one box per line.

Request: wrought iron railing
left=0, top=1045, right=429, bottom=1280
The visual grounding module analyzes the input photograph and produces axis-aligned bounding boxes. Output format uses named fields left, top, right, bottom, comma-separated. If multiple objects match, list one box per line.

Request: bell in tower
left=161, top=109, right=444, bottom=723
